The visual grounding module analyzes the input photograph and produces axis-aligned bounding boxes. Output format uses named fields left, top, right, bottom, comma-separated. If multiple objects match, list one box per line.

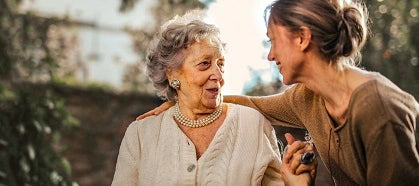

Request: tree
left=0, top=0, right=78, bottom=185
left=363, top=0, right=419, bottom=98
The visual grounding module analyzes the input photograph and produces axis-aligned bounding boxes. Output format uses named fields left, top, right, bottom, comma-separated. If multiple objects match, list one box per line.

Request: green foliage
left=1, top=7, right=51, bottom=79
left=51, top=76, right=114, bottom=93
left=363, top=0, right=419, bottom=98
left=0, top=84, right=79, bottom=186
left=0, top=1, right=79, bottom=82
left=0, top=0, right=78, bottom=185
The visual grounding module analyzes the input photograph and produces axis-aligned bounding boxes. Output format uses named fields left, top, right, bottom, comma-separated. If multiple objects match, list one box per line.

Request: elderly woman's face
left=171, top=40, right=225, bottom=109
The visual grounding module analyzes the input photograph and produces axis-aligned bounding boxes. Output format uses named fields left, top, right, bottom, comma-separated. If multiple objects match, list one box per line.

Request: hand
left=282, top=133, right=317, bottom=180
left=136, top=101, right=175, bottom=120
left=281, top=163, right=312, bottom=186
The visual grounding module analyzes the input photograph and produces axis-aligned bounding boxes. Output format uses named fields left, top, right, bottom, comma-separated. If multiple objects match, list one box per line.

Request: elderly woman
left=112, top=11, right=314, bottom=186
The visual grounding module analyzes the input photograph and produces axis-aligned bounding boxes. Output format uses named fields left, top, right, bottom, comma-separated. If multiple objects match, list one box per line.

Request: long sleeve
left=259, top=115, right=285, bottom=186
left=111, top=123, right=141, bottom=186
left=366, top=121, right=419, bottom=186
left=224, top=85, right=304, bottom=128
left=262, top=158, right=284, bottom=186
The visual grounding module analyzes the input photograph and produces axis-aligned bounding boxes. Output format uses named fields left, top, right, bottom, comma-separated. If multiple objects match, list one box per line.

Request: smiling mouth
left=206, top=88, right=219, bottom=95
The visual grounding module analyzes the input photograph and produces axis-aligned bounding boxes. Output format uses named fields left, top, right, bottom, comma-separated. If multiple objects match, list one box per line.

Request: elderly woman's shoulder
left=127, top=109, right=172, bottom=132
left=227, top=104, right=273, bottom=134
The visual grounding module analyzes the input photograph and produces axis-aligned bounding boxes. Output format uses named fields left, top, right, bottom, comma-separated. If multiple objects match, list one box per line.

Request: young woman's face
left=170, top=40, right=225, bottom=110
left=267, top=21, right=306, bottom=85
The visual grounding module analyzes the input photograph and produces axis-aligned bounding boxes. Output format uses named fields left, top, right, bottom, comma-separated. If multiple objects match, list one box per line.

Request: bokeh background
left=1, top=0, right=418, bottom=185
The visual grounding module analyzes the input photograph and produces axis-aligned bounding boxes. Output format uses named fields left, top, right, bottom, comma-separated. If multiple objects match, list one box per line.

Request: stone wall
left=53, top=85, right=162, bottom=186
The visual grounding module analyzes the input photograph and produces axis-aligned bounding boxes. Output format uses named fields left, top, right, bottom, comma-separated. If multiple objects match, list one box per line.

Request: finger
left=305, top=143, right=314, bottom=150
left=289, top=148, right=306, bottom=173
left=136, top=102, right=175, bottom=120
left=280, top=161, right=292, bottom=177
left=136, top=110, right=156, bottom=120
left=284, top=133, right=296, bottom=145
left=310, top=168, right=317, bottom=179
left=295, top=163, right=313, bottom=175
left=283, top=143, right=305, bottom=164
left=283, top=141, right=307, bottom=163
left=289, top=157, right=300, bottom=174
left=163, top=101, right=176, bottom=108
left=296, top=153, right=317, bottom=176
left=154, top=104, right=167, bottom=114
left=156, top=102, right=175, bottom=114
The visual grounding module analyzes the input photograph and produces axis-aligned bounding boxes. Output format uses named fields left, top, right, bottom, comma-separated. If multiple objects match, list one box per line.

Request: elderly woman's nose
left=210, top=66, right=223, bottom=80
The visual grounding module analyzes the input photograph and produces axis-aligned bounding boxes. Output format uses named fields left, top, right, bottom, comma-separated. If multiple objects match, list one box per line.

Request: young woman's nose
left=267, top=48, right=276, bottom=61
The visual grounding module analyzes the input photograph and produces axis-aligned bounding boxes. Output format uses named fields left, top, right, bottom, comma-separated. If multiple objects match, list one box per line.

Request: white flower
left=44, top=126, right=51, bottom=134
left=17, top=124, right=25, bottom=134
left=19, top=159, right=30, bottom=173
left=27, top=144, right=36, bottom=160
left=50, top=171, right=62, bottom=184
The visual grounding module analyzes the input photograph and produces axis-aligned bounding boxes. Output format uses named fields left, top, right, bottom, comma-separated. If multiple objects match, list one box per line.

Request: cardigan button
left=187, top=164, right=196, bottom=172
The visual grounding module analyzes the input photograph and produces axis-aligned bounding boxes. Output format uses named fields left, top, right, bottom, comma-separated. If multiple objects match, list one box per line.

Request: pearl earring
left=170, top=79, right=181, bottom=89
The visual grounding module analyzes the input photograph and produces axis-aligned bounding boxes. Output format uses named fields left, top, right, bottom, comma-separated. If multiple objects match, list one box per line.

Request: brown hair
left=266, top=0, right=368, bottom=66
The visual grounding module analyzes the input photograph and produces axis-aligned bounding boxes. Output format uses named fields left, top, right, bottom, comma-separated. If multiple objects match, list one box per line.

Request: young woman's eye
left=263, top=39, right=272, bottom=47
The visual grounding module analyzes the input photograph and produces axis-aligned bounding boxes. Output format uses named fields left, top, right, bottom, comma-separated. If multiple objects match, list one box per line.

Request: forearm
left=224, top=94, right=303, bottom=128
left=224, top=95, right=258, bottom=108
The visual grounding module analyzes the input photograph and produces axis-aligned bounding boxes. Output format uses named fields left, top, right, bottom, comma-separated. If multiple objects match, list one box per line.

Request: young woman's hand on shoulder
left=136, top=101, right=175, bottom=120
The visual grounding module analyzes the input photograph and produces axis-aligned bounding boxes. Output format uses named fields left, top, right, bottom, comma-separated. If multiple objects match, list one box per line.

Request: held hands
left=136, top=101, right=175, bottom=120
left=280, top=133, right=317, bottom=186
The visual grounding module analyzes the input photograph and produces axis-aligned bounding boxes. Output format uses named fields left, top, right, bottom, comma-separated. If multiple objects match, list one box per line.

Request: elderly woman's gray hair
left=146, top=10, right=225, bottom=101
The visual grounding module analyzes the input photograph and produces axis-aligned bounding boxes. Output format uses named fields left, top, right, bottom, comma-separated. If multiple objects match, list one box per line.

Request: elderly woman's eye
left=217, top=59, right=225, bottom=67
left=199, top=61, right=210, bottom=66
left=197, top=61, right=211, bottom=70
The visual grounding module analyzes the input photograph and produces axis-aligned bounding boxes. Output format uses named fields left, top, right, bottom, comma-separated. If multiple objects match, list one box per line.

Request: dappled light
left=1, top=0, right=417, bottom=185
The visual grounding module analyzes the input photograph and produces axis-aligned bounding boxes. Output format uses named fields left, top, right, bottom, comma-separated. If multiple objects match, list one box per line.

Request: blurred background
left=0, top=0, right=417, bottom=185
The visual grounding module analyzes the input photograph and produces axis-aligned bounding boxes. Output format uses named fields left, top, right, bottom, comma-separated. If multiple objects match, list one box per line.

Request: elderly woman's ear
left=166, top=68, right=176, bottom=82
left=165, top=68, right=173, bottom=79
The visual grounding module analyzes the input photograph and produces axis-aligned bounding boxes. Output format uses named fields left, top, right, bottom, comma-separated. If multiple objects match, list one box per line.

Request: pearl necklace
left=173, top=103, right=223, bottom=128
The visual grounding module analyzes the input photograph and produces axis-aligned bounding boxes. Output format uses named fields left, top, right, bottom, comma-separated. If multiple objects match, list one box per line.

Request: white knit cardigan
left=111, top=103, right=284, bottom=186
